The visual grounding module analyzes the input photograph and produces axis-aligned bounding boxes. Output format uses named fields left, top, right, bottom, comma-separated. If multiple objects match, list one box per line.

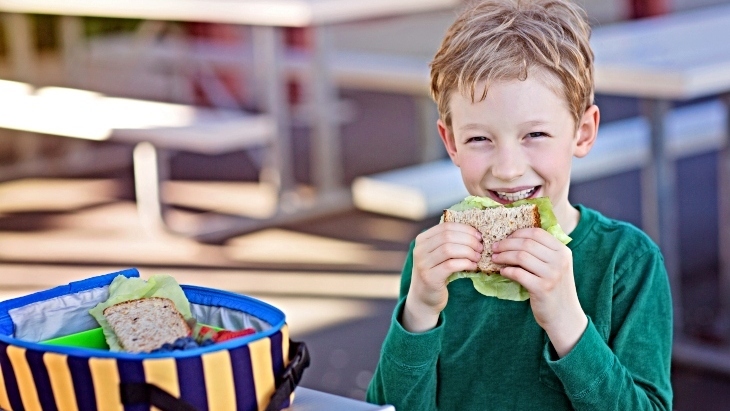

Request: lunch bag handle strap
left=120, top=382, right=199, bottom=411
left=265, top=340, right=311, bottom=411
left=119, top=340, right=309, bottom=411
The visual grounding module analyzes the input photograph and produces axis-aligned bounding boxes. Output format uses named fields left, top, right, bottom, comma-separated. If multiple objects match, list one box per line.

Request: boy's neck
left=554, top=201, right=581, bottom=235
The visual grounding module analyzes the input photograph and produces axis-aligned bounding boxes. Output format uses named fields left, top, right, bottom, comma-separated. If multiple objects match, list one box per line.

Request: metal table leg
left=641, top=98, right=730, bottom=374
left=641, top=98, right=683, bottom=334
left=161, top=25, right=351, bottom=243
left=2, top=14, right=40, bottom=162
left=309, top=25, right=343, bottom=193
left=251, top=26, right=297, bottom=199
left=133, top=141, right=170, bottom=236
left=717, top=95, right=730, bottom=339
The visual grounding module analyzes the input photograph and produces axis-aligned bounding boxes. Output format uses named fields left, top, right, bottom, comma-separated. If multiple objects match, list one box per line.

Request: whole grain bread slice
left=103, top=297, right=190, bottom=353
left=443, top=203, right=541, bottom=273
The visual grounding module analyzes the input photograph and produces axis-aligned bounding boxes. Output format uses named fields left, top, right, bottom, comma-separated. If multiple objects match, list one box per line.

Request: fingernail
left=492, top=242, right=499, bottom=250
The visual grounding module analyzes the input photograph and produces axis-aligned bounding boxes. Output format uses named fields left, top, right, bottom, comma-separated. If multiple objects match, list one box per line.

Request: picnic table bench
left=0, top=79, right=279, bottom=238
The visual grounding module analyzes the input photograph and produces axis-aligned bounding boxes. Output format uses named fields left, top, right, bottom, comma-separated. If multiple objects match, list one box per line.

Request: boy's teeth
left=496, top=187, right=536, bottom=202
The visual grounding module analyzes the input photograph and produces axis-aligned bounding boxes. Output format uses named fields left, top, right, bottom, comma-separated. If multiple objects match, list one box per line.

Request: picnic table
left=590, top=3, right=730, bottom=371
left=0, top=0, right=460, bottom=241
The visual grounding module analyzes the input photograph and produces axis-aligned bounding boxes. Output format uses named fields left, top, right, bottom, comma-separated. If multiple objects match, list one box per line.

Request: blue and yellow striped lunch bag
left=0, top=268, right=309, bottom=411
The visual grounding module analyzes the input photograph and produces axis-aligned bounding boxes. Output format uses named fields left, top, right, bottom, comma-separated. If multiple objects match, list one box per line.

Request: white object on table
left=0, top=0, right=461, bottom=241
left=289, top=387, right=394, bottom=411
left=591, top=4, right=730, bottom=370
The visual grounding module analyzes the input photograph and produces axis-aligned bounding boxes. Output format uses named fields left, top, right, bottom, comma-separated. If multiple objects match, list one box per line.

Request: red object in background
left=183, top=23, right=307, bottom=108
left=629, top=0, right=670, bottom=19
left=285, top=27, right=310, bottom=49
left=285, top=27, right=310, bottom=106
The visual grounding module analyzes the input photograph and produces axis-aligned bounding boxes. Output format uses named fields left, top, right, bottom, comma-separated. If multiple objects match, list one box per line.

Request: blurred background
left=1, top=0, right=730, bottom=409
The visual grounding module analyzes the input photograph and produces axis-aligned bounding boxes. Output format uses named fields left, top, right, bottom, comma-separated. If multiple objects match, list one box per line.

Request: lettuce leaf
left=89, top=274, right=192, bottom=351
left=448, top=271, right=530, bottom=301
left=445, top=196, right=571, bottom=301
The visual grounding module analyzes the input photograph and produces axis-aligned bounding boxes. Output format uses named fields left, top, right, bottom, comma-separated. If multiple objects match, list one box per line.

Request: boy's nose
left=491, top=146, right=526, bottom=182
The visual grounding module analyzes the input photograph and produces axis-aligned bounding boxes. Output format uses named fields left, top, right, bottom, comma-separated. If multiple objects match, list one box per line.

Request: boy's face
left=438, top=75, right=597, bottom=223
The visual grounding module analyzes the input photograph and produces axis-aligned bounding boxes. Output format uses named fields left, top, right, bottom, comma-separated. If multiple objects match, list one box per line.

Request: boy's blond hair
left=430, top=0, right=594, bottom=129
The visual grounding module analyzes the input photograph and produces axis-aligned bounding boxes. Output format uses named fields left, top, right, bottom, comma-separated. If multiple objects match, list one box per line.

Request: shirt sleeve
left=366, top=298, right=443, bottom=410
left=367, top=241, right=443, bottom=410
left=545, top=244, right=673, bottom=411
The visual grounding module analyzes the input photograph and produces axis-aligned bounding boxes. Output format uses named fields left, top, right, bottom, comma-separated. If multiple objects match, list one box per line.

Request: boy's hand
left=403, top=222, right=483, bottom=333
left=491, top=228, right=588, bottom=357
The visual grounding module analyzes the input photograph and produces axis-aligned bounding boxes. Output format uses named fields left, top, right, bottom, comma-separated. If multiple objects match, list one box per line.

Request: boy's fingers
left=492, top=237, right=551, bottom=265
left=492, top=249, right=547, bottom=277
left=506, top=228, right=561, bottom=250
left=418, top=243, right=482, bottom=272
left=499, top=266, right=540, bottom=291
left=437, top=258, right=479, bottom=277
left=423, top=222, right=482, bottom=242
left=417, top=226, right=483, bottom=256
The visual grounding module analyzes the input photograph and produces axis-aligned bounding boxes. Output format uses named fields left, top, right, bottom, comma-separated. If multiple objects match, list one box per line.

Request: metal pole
left=716, top=94, right=730, bottom=339
left=58, top=16, right=93, bottom=167
left=251, top=26, right=297, bottom=198
left=133, top=141, right=170, bottom=236
left=641, top=98, right=683, bottom=335
left=58, top=16, right=85, bottom=87
left=2, top=13, right=41, bottom=162
left=308, top=25, right=343, bottom=193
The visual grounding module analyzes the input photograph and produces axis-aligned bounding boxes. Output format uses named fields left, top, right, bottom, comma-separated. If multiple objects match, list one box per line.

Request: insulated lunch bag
left=0, top=268, right=309, bottom=411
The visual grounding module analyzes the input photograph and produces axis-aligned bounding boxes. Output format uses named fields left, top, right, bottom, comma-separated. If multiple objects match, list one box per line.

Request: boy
left=366, top=0, right=673, bottom=410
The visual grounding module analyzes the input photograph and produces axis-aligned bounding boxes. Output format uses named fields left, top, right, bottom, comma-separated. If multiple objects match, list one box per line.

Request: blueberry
left=151, top=344, right=172, bottom=353
left=200, top=338, right=214, bottom=347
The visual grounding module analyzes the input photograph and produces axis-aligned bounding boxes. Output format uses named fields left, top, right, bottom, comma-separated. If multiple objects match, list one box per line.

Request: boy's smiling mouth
left=490, top=186, right=540, bottom=203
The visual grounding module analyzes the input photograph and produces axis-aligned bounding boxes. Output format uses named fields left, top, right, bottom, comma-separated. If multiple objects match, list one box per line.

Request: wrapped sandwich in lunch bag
left=0, top=268, right=309, bottom=411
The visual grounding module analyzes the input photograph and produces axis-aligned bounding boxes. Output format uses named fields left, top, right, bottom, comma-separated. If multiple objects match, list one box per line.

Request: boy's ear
left=438, top=119, right=460, bottom=165
left=573, top=104, right=600, bottom=158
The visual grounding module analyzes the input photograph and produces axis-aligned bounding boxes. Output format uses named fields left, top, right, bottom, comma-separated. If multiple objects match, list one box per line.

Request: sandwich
left=443, top=203, right=541, bottom=273
left=89, top=274, right=194, bottom=352
left=102, top=297, right=190, bottom=353
left=443, top=196, right=571, bottom=301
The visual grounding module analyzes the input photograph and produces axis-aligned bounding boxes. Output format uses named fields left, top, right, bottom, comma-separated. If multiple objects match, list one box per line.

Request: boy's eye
left=527, top=132, right=547, bottom=138
left=467, top=136, right=489, bottom=143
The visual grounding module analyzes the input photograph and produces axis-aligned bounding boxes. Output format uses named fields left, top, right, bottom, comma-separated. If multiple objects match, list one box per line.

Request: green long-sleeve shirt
left=367, top=205, right=672, bottom=410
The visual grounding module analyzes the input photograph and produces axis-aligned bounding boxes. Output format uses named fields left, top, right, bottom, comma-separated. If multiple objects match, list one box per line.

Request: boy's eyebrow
left=458, top=120, right=550, bottom=131
left=520, top=119, right=550, bottom=127
left=458, top=123, right=490, bottom=132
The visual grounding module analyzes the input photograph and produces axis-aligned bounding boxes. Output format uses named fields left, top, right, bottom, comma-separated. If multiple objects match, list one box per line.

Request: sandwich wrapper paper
left=88, top=274, right=193, bottom=351
left=445, top=196, right=571, bottom=301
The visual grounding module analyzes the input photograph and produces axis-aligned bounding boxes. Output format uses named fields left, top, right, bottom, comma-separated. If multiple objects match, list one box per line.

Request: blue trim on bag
left=0, top=268, right=139, bottom=336
left=0, top=274, right=286, bottom=360
left=182, top=285, right=285, bottom=328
